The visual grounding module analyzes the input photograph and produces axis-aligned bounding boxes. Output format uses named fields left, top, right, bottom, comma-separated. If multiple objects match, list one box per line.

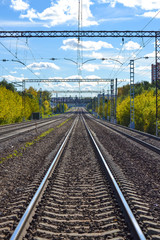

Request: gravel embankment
left=86, top=117, right=160, bottom=222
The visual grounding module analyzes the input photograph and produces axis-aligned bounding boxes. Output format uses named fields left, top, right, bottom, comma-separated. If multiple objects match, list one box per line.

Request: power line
left=142, top=10, right=160, bottom=31
left=110, top=10, right=160, bottom=79
left=108, top=38, right=124, bottom=78
left=0, top=41, right=41, bottom=79
left=113, top=37, right=153, bottom=78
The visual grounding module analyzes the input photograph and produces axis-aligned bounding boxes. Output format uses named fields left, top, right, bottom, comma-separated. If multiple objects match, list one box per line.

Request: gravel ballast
left=86, top=117, right=160, bottom=222
left=0, top=116, right=74, bottom=214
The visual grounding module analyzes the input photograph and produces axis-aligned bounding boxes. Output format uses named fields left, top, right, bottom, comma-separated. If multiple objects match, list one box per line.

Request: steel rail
left=88, top=116, right=160, bottom=155
left=93, top=116, right=160, bottom=141
left=83, top=109, right=159, bottom=140
left=10, top=116, right=78, bottom=240
left=0, top=116, right=60, bottom=131
left=0, top=117, right=64, bottom=143
left=82, top=116, right=146, bottom=240
left=112, top=122, right=160, bottom=140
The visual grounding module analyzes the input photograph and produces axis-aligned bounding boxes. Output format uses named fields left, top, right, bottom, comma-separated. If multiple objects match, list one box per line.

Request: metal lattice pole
left=22, top=80, right=25, bottom=121
left=155, top=35, right=160, bottom=136
left=102, top=91, right=105, bottom=119
left=97, top=94, right=99, bottom=118
left=63, top=97, right=64, bottom=113
left=107, top=89, right=109, bottom=121
left=114, top=78, right=117, bottom=124
left=39, top=88, right=42, bottom=118
left=110, top=79, right=114, bottom=123
left=130, top=60, right=135, bottom=129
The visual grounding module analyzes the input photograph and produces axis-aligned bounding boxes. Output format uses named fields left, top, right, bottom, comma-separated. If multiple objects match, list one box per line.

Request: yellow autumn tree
left=43, top=100, right=52, bottom=116
left=134, top=90, right=156, bottom=134
left=0, top=86, right=40, bottom=124
left=117, top=90, right=156, bottom=134
left=0, top=86, right=23, bottom=124
left=23, top=95, right=39, bottom=120
left=117, top=96, right=130, bottom=126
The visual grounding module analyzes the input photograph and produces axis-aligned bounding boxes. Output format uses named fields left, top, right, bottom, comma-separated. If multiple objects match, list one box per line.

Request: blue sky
left=0, top=0, right=160, bottom=96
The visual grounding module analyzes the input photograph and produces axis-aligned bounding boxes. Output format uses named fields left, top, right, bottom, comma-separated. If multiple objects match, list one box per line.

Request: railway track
left=0, top=110, right=74, bottom=133
left=0, top=113, right=73, bottom=143
left=86, top=112, right=160, bottom=155
left=8, top=115, right=149, bottom=240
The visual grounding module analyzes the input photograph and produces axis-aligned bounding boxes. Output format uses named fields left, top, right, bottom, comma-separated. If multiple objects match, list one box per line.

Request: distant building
left=151, top=63, right=160, bottom=84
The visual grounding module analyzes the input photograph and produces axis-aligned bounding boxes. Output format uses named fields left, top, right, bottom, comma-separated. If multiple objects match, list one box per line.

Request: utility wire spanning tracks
left=11, top=115, right=146, bottom=240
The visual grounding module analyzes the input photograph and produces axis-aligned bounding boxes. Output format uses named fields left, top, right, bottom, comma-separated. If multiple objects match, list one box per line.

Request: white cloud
left=41, top=75, right=108, bottom=92
left=82, top=86, right=92, bottom=91
left=99, top=17, right=132, bottom=23
left=98, top=0, right=116, bottom=7
left=123, top=41, right=141, bottom=50
left=80, top=82, right=101, bottom=87
left=84, top=52, right=125, bottom=64
left=101, top=60, right=121, bottom=69
left=48, top=76, right=63, bottom=80
left=26, top=62, right=60, bottom=70
left=10, top=0, right=29, bottom=11
left=139, top=10, right=160, bottom=18
left=85, top=75, right=102, bottom=79
left=21, top=8, right=38, bottom=21
left=42, top=82, right=54, bottom=89
left=135, top=65, right=152, bottom=77
left=81, top=63, right=100, bottom=72
left=20, top=0, right=98, bottom=27
left=145, top=51, right=155, bottom=58
left=56, top=82, right=74, bottom=88
left=85, top=51, right=104, bottom=59
left=1, top=74, right=25, bottom=82
left=136, top=66, right=151, bottom=71
left=65, top=57, right=123, bottom=73
left=61, top=38, right=113, bottom=51
left=98, top=0, right=160, bottom=10
left=66, top=75, right=83, bottom=79
left=43, top=81, right=74, bottom=90
left=34, top=72, right=40, bottom=76
left=0, top=20, right=43, bottom=27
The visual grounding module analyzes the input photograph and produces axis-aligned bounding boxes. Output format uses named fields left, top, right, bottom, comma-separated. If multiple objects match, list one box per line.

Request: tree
left=0, top=86, right=23, bottom=124
left=43, top=100, right=51, bottom=116
left=116, top=90, right=156, bottom=134
left=26, top=87, right=38, bottom=98
left=0, top=86, right=39, bottom=124
left=0, top=79, right=16, bottom=92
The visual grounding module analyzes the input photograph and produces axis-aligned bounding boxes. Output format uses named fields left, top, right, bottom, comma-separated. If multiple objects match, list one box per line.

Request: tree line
left=87, top=81, right=157, bottom=135
left=0, top=79, right=68, bottom=124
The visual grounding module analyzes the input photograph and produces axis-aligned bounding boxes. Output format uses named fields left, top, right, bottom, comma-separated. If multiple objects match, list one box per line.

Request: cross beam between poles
left=0, top=30, right=160, bottom=38
left=1, top=30, right=160, bottom=135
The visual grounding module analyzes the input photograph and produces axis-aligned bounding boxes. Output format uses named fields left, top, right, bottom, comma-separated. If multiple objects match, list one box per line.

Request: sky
left=0, top=0, right=160, bottom=96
